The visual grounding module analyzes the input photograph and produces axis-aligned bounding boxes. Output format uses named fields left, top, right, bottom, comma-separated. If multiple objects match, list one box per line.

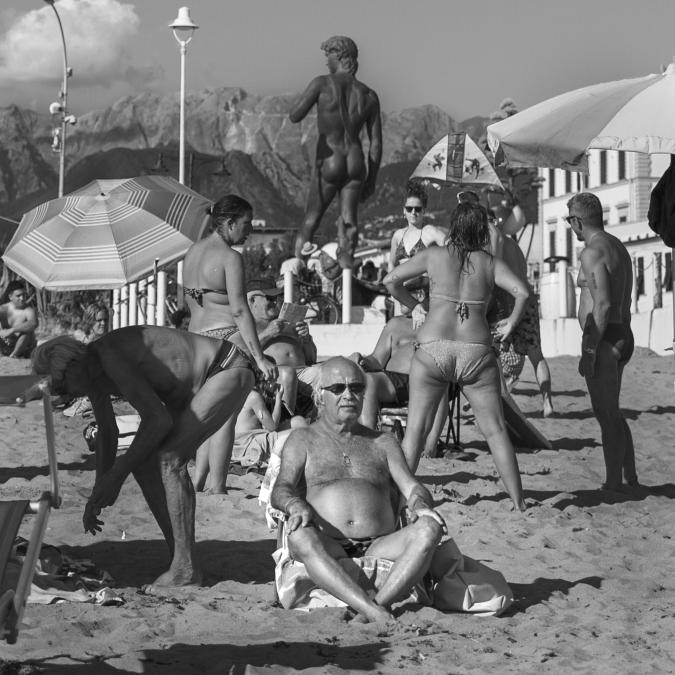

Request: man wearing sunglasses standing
left=271, top=357, right=445, bottom=623
left=566, top=192, right=637, bottom=491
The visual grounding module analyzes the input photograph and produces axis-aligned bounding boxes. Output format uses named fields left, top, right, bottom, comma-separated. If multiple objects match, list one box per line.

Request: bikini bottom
left=415, top=339, right=498, bottom=387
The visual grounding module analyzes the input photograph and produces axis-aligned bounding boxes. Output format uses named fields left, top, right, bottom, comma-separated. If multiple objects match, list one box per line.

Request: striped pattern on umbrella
left=487, top=65, right=675, bottom=171
left=2, top=175, right=212, bottom=290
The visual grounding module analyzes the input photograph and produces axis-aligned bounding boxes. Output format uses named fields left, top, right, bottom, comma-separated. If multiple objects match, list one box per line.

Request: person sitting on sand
left=384, top=201, right=530, bottom=512
left=0, top=280, right=38, bottom=358
left=566, top=192, right=637, bottom=490
left=271, top=357, right=446, bottom=624
left=32, top=326, right=276, bottom=590
left=183, top=194, right=277, bottom=493
left=233, top=381, right=307, bottom=471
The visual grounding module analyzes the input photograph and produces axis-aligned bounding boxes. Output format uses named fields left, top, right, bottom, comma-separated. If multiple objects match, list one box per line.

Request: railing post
left=341, top=268, right=352, bottom=324
left=284, top=270, right=294, bottom=303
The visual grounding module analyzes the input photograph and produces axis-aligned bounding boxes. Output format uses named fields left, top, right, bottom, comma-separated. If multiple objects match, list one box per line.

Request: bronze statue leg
left=294, top=168, right=339, bottom=256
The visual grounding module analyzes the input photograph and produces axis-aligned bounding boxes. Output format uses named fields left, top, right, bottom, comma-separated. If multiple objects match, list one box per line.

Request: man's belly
left=265, top=343, right=305, bottom=367
left=308, top=478, right=397, bottom=539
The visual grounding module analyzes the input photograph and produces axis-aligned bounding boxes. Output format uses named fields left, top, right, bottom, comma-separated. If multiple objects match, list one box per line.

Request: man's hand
left=286, top=500, right=314, bottom=532
left=409, top=507, right=447, bottom=533
left=294, top=321, right=310, bottom=340
left=256, top=357, right=278, bottom=382
left=83, top=501, right=104, bottom=535
left=266, top=319, right=288, bottom=337
left=0, top=328, right=13, bottom=339
left=578, top=348, right=596, bottom=378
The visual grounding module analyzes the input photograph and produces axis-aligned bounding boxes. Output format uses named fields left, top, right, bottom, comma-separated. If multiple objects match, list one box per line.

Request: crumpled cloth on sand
left=6, top=538, right=124, bottom=606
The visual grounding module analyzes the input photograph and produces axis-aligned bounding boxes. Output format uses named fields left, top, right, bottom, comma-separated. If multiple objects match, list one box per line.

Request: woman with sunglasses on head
left=388, top=181, right=448, bottom=273
left=183, top=194, right=277, bottom=494
left=384, top=201, right=530, bottom=512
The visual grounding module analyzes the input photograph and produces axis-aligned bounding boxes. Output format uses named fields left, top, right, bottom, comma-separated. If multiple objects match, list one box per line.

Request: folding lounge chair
left=379, top=382, right=461, bottom=452
left=0, top=375, right=60, bottom=644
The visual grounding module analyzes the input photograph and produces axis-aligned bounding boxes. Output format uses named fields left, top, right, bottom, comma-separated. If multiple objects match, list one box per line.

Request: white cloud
left=0, top=0, right=159, bottom=88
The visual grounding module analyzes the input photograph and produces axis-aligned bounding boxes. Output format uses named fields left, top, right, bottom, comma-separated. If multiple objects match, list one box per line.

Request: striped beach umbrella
left=2, top=176, right=212, bottom=290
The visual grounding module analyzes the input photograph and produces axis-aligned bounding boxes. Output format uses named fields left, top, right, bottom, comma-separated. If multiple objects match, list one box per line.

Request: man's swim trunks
left=510, top=294, right=541, bottom=356
left=602, top=323, right=634, bottom=365
left=337, top=536, right=378, bottom=558
left=383, top=371, right=409, bottom=406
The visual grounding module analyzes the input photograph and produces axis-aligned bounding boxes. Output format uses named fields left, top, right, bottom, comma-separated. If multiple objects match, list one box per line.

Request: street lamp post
left=169, top=8, right=198, bottom=312
left=169, top=7, right=198, bottom=186
left=44, top=0, right=75, bottom=198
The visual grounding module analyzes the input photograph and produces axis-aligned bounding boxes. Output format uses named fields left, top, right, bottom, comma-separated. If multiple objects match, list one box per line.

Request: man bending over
left=271, top=357, right=445, bottom=623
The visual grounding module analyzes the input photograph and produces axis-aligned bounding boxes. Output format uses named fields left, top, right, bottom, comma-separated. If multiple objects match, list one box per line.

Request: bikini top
left=393, top=230, right=426, bottom=266
left=429, top=293, right=486, bottom=324
left=184, top=287, right=228, bottom=307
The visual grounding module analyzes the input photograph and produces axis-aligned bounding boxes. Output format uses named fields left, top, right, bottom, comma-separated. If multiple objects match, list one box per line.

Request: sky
left=1, top=0, right=675, bottom=121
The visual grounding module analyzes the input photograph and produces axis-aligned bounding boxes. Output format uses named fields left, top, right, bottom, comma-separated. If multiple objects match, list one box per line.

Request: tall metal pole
left=178, top=41, right=186, bottom=185
left=44, top=0, right=69, bottom=198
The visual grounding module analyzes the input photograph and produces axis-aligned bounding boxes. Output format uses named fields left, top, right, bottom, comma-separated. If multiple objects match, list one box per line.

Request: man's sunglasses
left=564, top=215, right=583, bottom=225
left=404, top=206, right=423, bottom=213
left=321, top=382, right=366, bottom=395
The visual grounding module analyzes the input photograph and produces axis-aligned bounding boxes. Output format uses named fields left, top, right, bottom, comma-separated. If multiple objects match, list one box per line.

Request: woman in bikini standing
left=384, top=202, right=530, bottom=511
left=183, top=194, right=277, bottom=493
left=388, top=182, right=448, bottom=273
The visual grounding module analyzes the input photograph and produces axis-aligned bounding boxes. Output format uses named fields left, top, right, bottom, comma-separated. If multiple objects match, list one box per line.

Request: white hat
left=300, top=242, right=319, bottom=256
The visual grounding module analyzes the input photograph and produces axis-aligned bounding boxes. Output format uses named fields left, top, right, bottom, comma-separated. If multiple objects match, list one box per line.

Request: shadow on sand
left=0, top=455, right=95, bottom=484
left=507, top=575, right=603, bottom=614
left=62, top=538, right=277, bottom=588
left=19, top=640, right=389, bottom=674
left=525, top=483, right=675, bottom=509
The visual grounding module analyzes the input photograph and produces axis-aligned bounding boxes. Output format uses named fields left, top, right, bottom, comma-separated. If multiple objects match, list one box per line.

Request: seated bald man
left=271, top=357, right=446, bottom=623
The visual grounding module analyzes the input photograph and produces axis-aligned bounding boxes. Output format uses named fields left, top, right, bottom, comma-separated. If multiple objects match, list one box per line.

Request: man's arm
left=493, top=258, right=531, bottom=341
left=361, top=91, right=382, bottom=201
left=10, top=306, right=37, bottom=334
left=579, top=247, right=612, bottom=376
left=270, top=430, right=313, bottom=531
left=289, top=76, right=322, bottom=124
left=382, top=434, right=446, bottom=530
left=249, top=388, right=283, bottom=431
left=294, top=322, right=318, bottom=364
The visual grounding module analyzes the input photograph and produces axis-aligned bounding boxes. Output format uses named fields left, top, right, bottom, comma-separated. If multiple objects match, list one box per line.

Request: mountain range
left=0, top=87, right=494, bottom=237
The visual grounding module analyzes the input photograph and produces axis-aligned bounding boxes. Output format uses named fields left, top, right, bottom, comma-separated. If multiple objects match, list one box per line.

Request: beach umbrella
left=410, top=132, right=504, bottom=189
left=2, top=175, right=212, bottom=290
left=486, top=63, right=675, bottom=171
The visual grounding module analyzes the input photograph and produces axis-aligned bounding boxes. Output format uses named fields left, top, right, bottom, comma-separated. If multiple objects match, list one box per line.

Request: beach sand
left=1, top=348, right=674, bottom=674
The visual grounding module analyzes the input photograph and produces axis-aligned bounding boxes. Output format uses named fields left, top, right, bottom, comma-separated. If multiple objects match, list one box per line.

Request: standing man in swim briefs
left=566, top=192, right=637, bottom=491
left=290, top=36, right=382, bottom=269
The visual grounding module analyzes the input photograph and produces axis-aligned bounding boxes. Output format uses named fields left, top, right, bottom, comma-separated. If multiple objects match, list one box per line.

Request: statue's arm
left=289, top=76, right=323, bottom=123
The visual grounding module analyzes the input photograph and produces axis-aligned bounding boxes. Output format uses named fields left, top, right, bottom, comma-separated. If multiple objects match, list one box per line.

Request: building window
left=617, top=204, right=629, bottom=224
left=618, top=152, right=626, bottom=180
left=548, top=169, right=555, bottom=198
left=665, top=252, right=673, bottom=290
left=548, top=230, right=556, bottom=272
left=566, top=228, right=573, bottom=263
left=637, top=257, right=645, bottom=296
left=583, top=173, right=589, bottom=189
left=565, top=171, right=572, bottom=194
left=599, top=151, right=607, bottom=184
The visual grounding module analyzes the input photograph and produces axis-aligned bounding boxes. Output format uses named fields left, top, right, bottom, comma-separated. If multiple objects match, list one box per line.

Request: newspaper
left=278, top=302, right=308, bottom=323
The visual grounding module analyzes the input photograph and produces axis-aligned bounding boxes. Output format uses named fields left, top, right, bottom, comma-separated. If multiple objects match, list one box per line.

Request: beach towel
left=4, top=538, right=124, bottom=606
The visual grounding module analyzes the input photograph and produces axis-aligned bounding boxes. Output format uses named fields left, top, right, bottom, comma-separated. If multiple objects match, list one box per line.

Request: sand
left=1, top=348, right=675, bottom=674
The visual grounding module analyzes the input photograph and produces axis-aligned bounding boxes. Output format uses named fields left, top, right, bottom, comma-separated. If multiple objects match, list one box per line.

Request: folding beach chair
left=379, top=382, right=462, bottom=453
left=0, top=375, right=60, bottom=644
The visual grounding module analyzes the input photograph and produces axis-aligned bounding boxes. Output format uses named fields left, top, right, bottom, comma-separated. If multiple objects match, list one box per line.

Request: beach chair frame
left=0, top=375, right=60, bottom=644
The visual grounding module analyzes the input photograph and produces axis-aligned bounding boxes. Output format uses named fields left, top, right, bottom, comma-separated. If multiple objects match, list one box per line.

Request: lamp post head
left=170, top=7, right=198, bottom=43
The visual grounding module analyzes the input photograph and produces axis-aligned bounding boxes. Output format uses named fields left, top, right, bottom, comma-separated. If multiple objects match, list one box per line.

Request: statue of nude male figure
left=290, top=36, right=383, bottom=269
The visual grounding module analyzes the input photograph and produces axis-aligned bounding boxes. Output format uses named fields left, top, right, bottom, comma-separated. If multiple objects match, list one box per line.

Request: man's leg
left=360, top=372, right=397, bottom=429
left=527, top=346, right=554, bottom=417
left=11, top=332, right=35, bottom=358
left=585, top=342, right=630, bottom=490
left=422, top=388, right=449, bottom=457
left=365, top=517, right=443, bottom=609
left=287, top=525, right=392, bottom=623
left=617, top=362, right=638, bottom=485
left=150, top=368, right=254, bottom=588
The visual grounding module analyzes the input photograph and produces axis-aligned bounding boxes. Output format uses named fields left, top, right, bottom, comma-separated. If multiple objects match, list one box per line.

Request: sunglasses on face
left=321, top=382, right=366, bottom=396
left=564, top=215, right=583, bottom=225
left=404, top=206, right=423, bottom=214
